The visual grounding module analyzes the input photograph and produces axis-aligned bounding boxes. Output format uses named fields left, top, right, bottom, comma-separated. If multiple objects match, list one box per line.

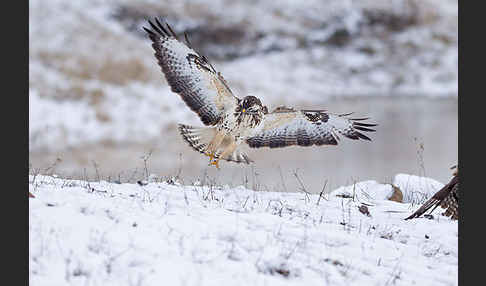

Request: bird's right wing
left=144, top=18, right=239, bottom=125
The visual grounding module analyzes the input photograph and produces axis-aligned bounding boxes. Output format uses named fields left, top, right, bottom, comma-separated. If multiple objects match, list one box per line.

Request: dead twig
left=293, top=169, right=311, bottom=204
left=140, top=149, right=154, bottom=181
left=317, top=179, right=329, bottom=205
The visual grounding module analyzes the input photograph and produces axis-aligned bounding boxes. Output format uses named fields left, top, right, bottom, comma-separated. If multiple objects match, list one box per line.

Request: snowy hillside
left=29, top=0, right=458, bottom=152
left=29, top=174, right=457, bottom=286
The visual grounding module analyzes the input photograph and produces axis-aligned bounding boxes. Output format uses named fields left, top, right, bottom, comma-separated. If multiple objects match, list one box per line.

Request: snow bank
left=328, top=173, right=446, bottom=205
left=393, top=173, right=445, bottom=204
left=329, top=180, right=395, bottom=204
left=29, top=174, right=457, bottom=286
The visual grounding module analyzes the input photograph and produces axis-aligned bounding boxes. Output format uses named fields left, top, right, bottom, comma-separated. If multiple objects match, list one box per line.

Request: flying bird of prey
left=405, top=165, right=459, bottom=220
left=144, top=19, right=377, bottom=168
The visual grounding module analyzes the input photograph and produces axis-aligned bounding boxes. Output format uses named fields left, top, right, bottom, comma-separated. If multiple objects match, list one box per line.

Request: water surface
left=29, top=95, right=458, bottom=193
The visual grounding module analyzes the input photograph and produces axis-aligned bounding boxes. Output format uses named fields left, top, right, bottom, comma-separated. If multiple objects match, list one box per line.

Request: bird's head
left=241, top=96, right=267, bottom=114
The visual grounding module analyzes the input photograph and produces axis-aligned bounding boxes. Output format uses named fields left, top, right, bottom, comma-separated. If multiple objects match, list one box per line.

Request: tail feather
left=178, top=124, right=253, bottom=164
left=178, top=124, right=215, bottom=155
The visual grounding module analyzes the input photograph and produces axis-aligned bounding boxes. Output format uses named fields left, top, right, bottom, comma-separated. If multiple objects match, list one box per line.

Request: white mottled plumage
left=144, top=19, right=377, bottom=167
left=250, top=112, right=337, bottom=144
left=245, top=109, right=374, bottom=148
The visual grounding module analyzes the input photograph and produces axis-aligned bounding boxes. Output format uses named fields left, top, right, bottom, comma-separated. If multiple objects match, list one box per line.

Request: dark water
left=29, top=95, right=458, bottom=193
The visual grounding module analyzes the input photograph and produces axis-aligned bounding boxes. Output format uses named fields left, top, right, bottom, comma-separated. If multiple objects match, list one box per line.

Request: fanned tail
left=178, top=124, right=253, bottom=164
left=178, top=124, right=215, bottom=155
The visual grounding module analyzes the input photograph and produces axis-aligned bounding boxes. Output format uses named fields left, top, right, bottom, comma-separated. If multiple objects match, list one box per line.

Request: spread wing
left=405, top=173, right=459, bottom=220
left=144, top=18, right=239, bottom=125
left=245, top=107, right=377, bottom=148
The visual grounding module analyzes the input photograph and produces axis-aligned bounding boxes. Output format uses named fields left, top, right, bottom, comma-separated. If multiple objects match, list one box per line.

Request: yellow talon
left=204, top=151, right=220, bottom=169
left=209, top=159, right=220, bottom=169
left=205, top=151, right=215, bottom=161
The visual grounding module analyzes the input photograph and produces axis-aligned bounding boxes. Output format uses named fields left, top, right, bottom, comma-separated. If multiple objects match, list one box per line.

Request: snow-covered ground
left=29, top=173, right=457, bottom=286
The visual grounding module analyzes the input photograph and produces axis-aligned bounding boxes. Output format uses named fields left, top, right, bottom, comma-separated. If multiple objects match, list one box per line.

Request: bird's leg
left=205, top=151, right=215, bottom=162
left=210, top=141, right=237, bottom=169
left=204, top=132, right=225, bottom=167
left=209, top=158, right=220, bottom=169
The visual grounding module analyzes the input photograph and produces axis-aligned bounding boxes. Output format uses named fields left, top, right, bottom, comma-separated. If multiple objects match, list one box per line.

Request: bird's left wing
left=144, top=18, right=239, bottom=126
left=245, top=107, right=377, bottom=148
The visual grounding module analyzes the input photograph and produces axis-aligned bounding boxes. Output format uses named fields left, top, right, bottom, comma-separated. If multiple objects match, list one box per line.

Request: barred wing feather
left=405, top=174, right=459, bottom=220
left=246, top=109, right=377, bottom=148
left=144, top=18, right=239, bottom=125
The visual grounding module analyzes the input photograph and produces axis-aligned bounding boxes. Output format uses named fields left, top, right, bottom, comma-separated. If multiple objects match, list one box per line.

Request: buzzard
left=405, top=165, right=459, bottom=220
left=144, top=19, right=377, bottom=168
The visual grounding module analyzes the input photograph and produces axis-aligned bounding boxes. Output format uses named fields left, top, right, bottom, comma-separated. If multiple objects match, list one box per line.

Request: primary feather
left=144, top=19, right=239, bottom=126
left=405, top=166, right=459, bottom=220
